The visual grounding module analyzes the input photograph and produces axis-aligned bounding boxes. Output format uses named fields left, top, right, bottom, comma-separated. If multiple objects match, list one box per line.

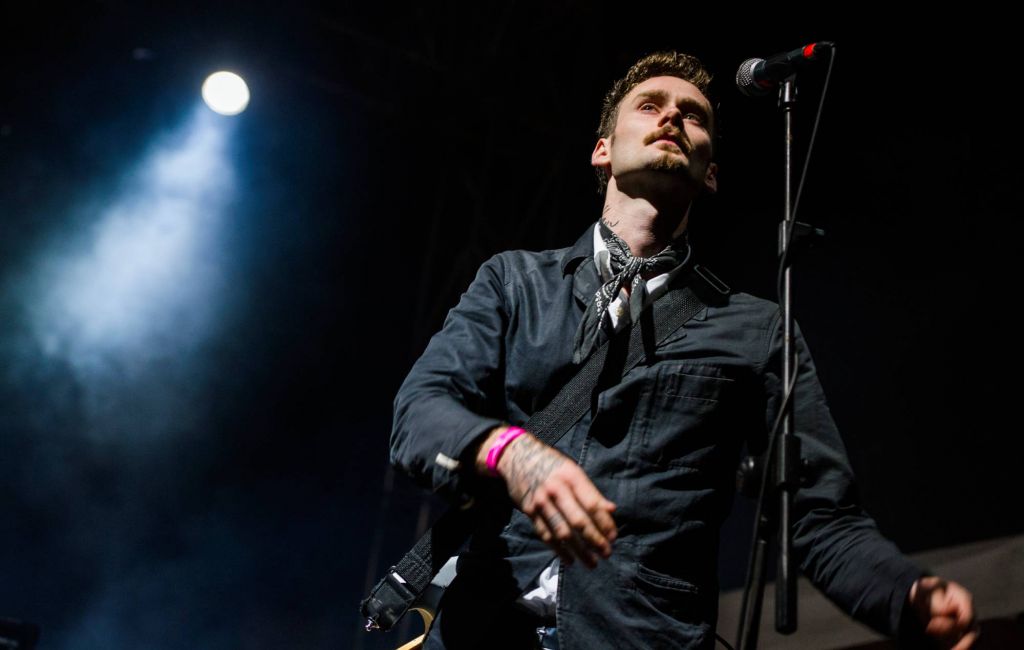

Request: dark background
left=1, top=3, right=1019, bottom=648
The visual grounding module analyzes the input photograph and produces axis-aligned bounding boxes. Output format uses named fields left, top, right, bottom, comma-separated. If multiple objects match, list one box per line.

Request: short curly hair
left=595, top=51, right=716, bottom=193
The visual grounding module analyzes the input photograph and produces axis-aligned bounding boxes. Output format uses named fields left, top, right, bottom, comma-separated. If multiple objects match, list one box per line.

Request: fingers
left=530, top=513, right=575, bottom=566
left=552, top=488, right=612, bottom=559
left=921, top=578, right=973, bottom=616
left=926, top=616, right=980, bottom=649
left=539, top=504, right=600, bottom=568
left=917, top=575, right=943, bottom=591
left=570, top=479, right=618, bottom=544
left=947, top=582, right=978, bottom=649
left=925, top=615, right=958, bottom=637
left=523, top=475, right=617, bottom=568
left=947, top=582, right=976, bottom=628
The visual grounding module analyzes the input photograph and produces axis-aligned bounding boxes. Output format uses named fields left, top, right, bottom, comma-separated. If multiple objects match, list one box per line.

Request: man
left=390, top=52, right=977, bottom=649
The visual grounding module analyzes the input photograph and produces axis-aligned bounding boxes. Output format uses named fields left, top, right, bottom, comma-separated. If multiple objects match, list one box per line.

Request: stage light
left=201, top=71, right=250, bottom=116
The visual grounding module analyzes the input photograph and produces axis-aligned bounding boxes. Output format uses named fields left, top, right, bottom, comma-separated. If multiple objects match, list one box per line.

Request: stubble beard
left=647, top=151, right=705, bottom=189
left=649, top=152, right=688, bottom=174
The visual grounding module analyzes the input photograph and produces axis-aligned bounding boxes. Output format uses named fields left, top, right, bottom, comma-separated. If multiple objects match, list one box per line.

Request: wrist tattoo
left=503, top=436, right=564, bottom=505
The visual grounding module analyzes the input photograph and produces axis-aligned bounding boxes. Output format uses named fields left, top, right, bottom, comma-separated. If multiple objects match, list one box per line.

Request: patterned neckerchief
left=572, top=220, right=690, bottom=363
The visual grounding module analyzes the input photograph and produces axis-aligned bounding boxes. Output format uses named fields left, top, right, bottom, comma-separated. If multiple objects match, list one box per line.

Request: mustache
left=644, top=126, right=691, bottom=151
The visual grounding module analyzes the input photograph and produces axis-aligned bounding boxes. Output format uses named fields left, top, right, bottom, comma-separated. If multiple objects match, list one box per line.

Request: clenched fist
left=474, top=427, right=617, bottom=568
left=909, top=576, right=979, bottom=649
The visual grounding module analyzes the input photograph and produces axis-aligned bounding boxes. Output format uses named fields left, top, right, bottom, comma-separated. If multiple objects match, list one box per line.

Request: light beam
left=22, top=105, right=238, bottom=440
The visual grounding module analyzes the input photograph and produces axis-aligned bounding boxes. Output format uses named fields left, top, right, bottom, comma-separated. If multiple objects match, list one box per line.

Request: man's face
left=592, top=75, right=718, bottom=196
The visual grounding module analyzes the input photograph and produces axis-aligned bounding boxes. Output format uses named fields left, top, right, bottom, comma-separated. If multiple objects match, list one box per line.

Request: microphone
left=736, top=42, right=834, bottom=96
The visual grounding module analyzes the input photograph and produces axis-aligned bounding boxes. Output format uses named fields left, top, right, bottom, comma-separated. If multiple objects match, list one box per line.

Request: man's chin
left=645, top=159, right=701, bottom=186
left=649, top=158, right=689, bottom=174
left=616, top=167, right=702, bottom=198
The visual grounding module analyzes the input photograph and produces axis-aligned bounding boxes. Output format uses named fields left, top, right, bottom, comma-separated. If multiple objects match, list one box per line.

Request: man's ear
left=704, top=162, right=719, bottom=194
left=591, top=137, right=611, bottom=171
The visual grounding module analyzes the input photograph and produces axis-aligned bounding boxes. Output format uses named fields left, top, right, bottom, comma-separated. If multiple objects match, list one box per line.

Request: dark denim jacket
left=391, top=225, right=923, bottom=649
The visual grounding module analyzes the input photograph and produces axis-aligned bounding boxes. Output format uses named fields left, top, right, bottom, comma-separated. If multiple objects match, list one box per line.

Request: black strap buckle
left=360, top=566, right=417, bottom=632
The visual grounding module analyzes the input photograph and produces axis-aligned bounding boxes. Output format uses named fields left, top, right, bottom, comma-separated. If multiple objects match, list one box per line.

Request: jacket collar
left=560, top=224, right=601, bottom=308
left=559, top=223, right=595, bottom=274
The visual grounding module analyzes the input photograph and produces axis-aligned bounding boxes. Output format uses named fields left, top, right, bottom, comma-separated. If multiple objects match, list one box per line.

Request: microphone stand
left=737, top=77, right=814, bottom=649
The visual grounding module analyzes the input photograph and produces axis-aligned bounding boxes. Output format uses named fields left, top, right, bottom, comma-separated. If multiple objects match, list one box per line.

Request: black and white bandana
left=572, top=221, right=690, bottom=364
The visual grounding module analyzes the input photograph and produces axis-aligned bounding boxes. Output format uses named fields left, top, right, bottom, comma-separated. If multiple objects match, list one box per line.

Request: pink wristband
left=485, top=426, right=527, bottom=477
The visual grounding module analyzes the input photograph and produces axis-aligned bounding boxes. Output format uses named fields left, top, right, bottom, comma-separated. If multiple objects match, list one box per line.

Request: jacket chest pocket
left=634, top=361, right=740, bottom=468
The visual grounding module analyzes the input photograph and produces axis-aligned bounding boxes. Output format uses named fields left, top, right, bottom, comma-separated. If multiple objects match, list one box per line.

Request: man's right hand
left=474, top=427, right=618, bottom=568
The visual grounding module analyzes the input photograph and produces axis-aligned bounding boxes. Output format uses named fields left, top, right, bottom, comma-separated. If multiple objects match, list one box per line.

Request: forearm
left=796, top=508, right=925, bottom=636
left=765, top=315, right=926, bottom=636
left=388, top=254, right=510, bottom=502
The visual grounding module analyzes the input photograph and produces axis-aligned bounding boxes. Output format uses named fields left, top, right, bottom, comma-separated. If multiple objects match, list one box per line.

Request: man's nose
left=659, top=106, right=683, bottom=127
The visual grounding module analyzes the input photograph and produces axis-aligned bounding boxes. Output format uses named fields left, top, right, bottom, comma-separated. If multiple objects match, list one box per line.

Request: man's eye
left=684, top=113, right=705, bottom=124
left=640, top=103, right=657, bottom=112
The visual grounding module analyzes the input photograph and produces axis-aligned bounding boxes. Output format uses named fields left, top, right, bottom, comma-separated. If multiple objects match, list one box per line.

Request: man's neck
left=599, top=180, right=692, bottom=257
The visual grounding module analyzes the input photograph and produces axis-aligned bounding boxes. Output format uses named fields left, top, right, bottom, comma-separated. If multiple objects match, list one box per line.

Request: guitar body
left=395, top=606, right=433, bottom=650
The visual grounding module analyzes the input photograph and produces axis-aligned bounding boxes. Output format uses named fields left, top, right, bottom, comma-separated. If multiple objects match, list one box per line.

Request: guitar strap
left=361, top=264, right=729, bottom=633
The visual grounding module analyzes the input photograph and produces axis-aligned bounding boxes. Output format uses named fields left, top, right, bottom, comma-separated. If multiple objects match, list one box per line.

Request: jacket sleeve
left=390, top=254, right=510, bottom=504
left=761, top=312, right=926, bottom=638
